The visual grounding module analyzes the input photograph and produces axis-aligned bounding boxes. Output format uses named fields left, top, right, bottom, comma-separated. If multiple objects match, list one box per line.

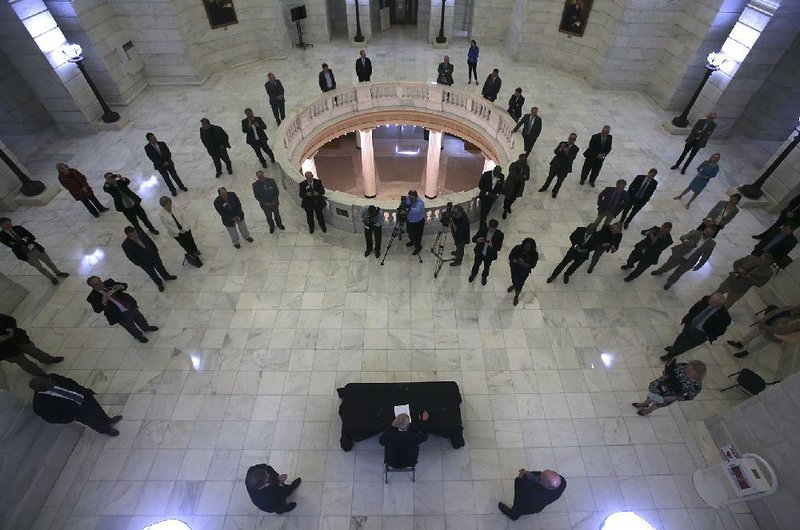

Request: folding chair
left=719, top=369, right=779, bottom=396
left=384, top=462, right=416, bottom=483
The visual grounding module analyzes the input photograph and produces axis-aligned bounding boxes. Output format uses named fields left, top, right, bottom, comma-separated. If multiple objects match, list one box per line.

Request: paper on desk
left=393, top=404, right=411, bottom=422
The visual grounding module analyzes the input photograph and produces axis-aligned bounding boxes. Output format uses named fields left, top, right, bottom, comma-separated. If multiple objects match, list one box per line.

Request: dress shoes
left=590, top=182, right=595, bottom=188
left=227, top=167, right=233, bottom=175
left=659, top=354, right=672, bottom=361
left=144, top=326, right=159, bottom=332
left=734, top=350, right=750, bottom=358
left=99, top=207, right=109, bottom=212
left=650, top=270, right=663, bottom=276
left=579, top=180, right=585, bottom=185
left=278, top=225, right=285, bottom=230
left=563, top=275, right=569, bottom=284
left=164, top=275, right=177, bottom=280
left=180, top=186, right=188, bottom=192
left=551, top=192, right=558, bottom=198
left=56, top=272, right=69, bottom=277
left=375, top=249, right=380, bottom=258
left=412, top=247, right=421, bottom=255
left=727, top=340, right=744, bottom=349
left=406, top=242, right=415, bottom=247
left=270, top=227, right=275, bottom=234
left=137, top=336, right=149, bottom=343
left=245, top=237, right=254, bottom=243
left=109, top=415, right=123, bottom=424
left=321, top=227, right=327, bottom=233
left=670, top=164, right=679, bottom=170
left=546, top=276, right=555, bottom=283
left=261, top=161, right=268, bottom=168
left=623, top=275, right=634, bottom=282
left=507, top=285, right=515, bottom=293
left=283, top=502, right=297, bottom=513
left=309, top=227, right=314, bottom=234
left=449, top=261, right=461, bottom=267
left=106, top=428, right=120, bottom=437
left=513, top=294, right=519, bottom=306
left=621, top=264, right=632, bottom=270
left=171, top=190, right=177, bottom=197
left=538, top=187, right=547, bottom=193
left=468, top=274, right=476, bottom=282
left=149, top=229, right=160, bottom=235
left=215, top=172, right=222, bottom=178
left=234, top=243, right=241, bottom=249
left=680, top=168, right=686, bottom=175
left=45, top=356, right=64, bottom=364
left=157, top=284, right=165, bottom=292
left=586, top=266, right=594, bottom=274
left=664, top=283, right=673, bottom=290
left=502, top=211, right=507, bottom=219
left=481, top=277, right=487, bottom=285
left=290, top=478, right=301, bottom=488
left=364, top=249, right=371, bottom=257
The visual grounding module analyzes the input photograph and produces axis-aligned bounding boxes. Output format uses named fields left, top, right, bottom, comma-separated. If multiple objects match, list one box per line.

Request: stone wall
left=284, top=0, right=332, bottom=45
left=468, top=0, right=513, bottom=43
left=0, top=48, right=52, bottom=135
left=345, top=0, right=372, bottom=42
left=329, top=0, right=347, bottom=38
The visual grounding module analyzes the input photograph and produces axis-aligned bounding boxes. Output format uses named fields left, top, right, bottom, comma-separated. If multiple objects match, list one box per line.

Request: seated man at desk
left=379, top=410, right=429, bottom=468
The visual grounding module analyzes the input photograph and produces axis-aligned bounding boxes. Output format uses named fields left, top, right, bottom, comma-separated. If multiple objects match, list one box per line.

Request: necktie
left=636, top=181, right=647, bottom=199
left=609, top=191, right=620, bottom=212
left=171, top=213, right=183, bottom=231
left=692, top=305, right=716, bottom=329
left=46, top=386, right=84, bottom=405
left=106, top=288, right=129, bottom=309
left=763, top=236, right=783, bottom=252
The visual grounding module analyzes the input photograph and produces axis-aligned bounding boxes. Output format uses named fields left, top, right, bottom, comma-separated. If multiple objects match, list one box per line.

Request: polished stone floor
left=1, top=28, right=787, bottom=530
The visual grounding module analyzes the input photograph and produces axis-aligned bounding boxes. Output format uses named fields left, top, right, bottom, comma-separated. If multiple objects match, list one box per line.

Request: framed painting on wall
left=203, top=0, right=239, bottom=29
left=559, top=0, right=592, bottom=37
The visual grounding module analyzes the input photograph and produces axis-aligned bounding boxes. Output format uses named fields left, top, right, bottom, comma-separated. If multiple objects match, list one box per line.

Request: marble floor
left=1, top=28, right=789, bottom=530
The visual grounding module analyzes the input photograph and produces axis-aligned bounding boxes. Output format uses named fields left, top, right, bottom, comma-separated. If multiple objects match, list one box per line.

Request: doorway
left=389, top=0, right=417, bottom=25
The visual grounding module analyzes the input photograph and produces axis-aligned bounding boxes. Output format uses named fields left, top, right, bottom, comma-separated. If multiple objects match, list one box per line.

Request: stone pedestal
left=13, top=186, right=61, bottom=208
left=428, top=0, right=453, bottom=45
left=663, top=121, right=691, bottom=136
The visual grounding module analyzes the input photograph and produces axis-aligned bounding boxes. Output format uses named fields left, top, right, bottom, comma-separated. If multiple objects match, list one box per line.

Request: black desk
left=337, top=381, right=465, bottom=451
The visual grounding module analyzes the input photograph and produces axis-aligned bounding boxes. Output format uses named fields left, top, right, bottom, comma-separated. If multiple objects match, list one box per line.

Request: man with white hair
left=379, top=410, right=430, bottom=468
left=499, top=468, right=567, bottom=520
left=661, top=292, right=731, bottom=361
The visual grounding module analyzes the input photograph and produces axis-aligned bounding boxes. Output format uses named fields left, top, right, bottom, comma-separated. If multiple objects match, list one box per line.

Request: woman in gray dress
left=632, top=360, right=705, bottom=416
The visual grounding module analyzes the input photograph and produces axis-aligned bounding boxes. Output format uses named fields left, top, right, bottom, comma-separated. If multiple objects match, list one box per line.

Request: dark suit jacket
left=595, top=225, right=622, bottom=253
left=779, top=193, right=800, bottom=220
left=87, top=279, right=137, bottom=325
left=319, top=69, right=336, bottom=92
left=103, top=178, right=142, bottom=212
left=437, top=62, right=454, bottom=85
left=299, top=179, right=326, bottom=210
left=32, top=374, right=95, bottom=424
left=481, top=74, right=502, bottom=101
left=213, top=192, right=245, bottom=227
left=596, top=187, right=628, bottom=215
left=569, top=226, right=603, bottom=253
left=379, top=426, right=428, bottom=467
left=583, top=133, right=612, bottom=161
left=241, top=117, right=269, bottom=146
left=264, top=79, right=284, bottom=102
left=507, top=94, right=525, bottom=118
left=252, top=178, right=280, bottom=205
left=0, top=225, right=44, bottom=261
left=514, top=472, right=567, bottom=515
left=687, top=118, right=716, bottom=147
left=512, top=114, right=542, bottom=140
left=355, top=57, right=372, bottom=81
left=144, top=141, right=173, bottom=170
left=627, top=174, right=658, bottom=204
left=681, top=296, right=731, bottom=342
left=200, top=124, right=230, bottom=154
left=0, top=312, right=32, bottom=360
left=753, top=233, right=797, bottom=259
left=245, top=464, right=293, bottom=513
left=122, top=231, right=161, bottom=268
left=634, top=227, right=673, bottom=264
left=478, top=170, right=504, bottom=202
left=451, top=214, right=470, bottom=245
left=472, top=227, right=504, bottom=260
left=550, top=142, right=579, bottom=172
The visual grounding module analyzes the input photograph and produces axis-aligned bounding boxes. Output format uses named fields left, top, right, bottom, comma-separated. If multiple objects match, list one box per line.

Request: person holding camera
left=360, top=205, right=383, bottom=258
left=103, top=173, right=159, bottom=234
left=299, top=171, right=327, bottom=234
left=507, top=237, right=538, bottom=306
left=478, top=166, right=504, bottom=228
left=621, top=223, right=673, bottom=281
left=449, top=205, right=470, bottom=266
left=633, top=359, right=706, bottom=416
left=403, top=191, right=426, bottom=255
left=469, top=219, right=504, bottom=285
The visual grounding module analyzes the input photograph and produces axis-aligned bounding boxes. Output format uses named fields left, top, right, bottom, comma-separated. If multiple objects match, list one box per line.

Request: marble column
left=359, top=129, right=377, bottom=198
left=424, top=130, right=443, bottom=199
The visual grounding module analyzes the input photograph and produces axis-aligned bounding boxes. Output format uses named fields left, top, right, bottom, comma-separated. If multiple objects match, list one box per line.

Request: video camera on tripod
left=440, top=202, right=454, bottom=227
left=397, top=195, right=410, bottom=225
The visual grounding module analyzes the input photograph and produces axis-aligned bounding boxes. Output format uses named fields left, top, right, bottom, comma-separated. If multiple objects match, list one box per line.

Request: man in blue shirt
left=360, top=205, right=382, bottom=258
left=252, top=170, right=284, bottom=233
left=403, top=191, right=426, bottom=255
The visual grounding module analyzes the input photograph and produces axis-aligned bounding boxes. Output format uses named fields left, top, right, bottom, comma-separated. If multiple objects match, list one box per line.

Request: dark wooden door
left=389, top=0, right=417, bottom=25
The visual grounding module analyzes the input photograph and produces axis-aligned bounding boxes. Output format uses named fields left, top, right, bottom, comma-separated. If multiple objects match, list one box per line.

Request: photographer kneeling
left=403, top=190, right=426, bottom=255
left=449, top=205, right=470, bottom=266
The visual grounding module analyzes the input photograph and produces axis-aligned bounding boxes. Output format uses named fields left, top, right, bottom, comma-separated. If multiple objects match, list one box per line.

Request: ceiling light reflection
left=600, top=352, right=614, bottom=368
left=189, top=353, right=202, bottom=371
left=601, top=512, right=657, bottom=530
left=395, top=146, right=421, bottom=156
left=137, top=175, right=160, bottom=194
left=143, top=520, right=191, bottom=530
left=80, top=249, right=105, bottom=274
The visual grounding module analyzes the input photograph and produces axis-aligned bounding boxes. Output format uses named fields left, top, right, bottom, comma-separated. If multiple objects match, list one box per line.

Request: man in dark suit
left=594, top=179, right=628, bottom=225
left=754, top=193, right=800, bottom=240
left=503, top=154, right=529, bottom=219
left=121, top=226, right=176, bottom=292
left=241, top=108, right=275, bottom=168
left=499, top=469, right=566, bottom=521
left=86, top=276, right=158, bottom=342
left=752, top=224, right=797, bottom=260
left=200, top=117, right=232, bottom=178
left=245, top=464, right=301, bottom=514
left=355, top=49, right=372, bottom=82
left=512, top=107, right=542, bottom=156
left=264, top=72, right=286, bottom=125
left=214, top=188, right=253, bottom=248
left=144, top=132, right=187, bottom=196
left=546, top=223, right=602, bottom=283
left=587, top=222, right=623, bottom=274
left=360, top=205, right=382, bottom=258
left=580, top=125, right=613, bottom=186
left=672, top=112, right=717, bottom=174
left=436, top=55, right=454, bottom=86
left=539, top=133, right=579, bottom=198
left=481, top=68, right=502, bottom=102
left=380, top=411, right=429, bottom=469
left=449, top=205, right=470, bottom=266
left=299, top=171, right=327, bottom=234
left=619, top=169, right=658, bottom=229
left=0, top=218, right=69, bottom=285
left=661, top=292, right=731, bottom=361
left=103, top=173, right=159, bottom=234
left=469, top=219, right=504, bottom=285
left=0, top=312, right=62, bottom=376
left=319, top=63, right=336, bottom=92
left=30, top=373, right=123, bottom=436
left=478, top=166, right=504, bottom=228
left=252, top=170, right=284, bottom=233
left=622, top=223, right=673, bottom=281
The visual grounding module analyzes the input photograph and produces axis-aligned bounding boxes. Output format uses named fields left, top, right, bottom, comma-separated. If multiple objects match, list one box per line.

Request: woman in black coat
left=507, top=238, right=538, bottom=306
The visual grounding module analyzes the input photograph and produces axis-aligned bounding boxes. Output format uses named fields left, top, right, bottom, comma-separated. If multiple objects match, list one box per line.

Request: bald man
left=661, top=292, right=731, bottom=361
left=379, top=410, right=429, bottom=469
left=499, top=468, right=567, bottom=521
left=245, top=463, right=301, bottom=514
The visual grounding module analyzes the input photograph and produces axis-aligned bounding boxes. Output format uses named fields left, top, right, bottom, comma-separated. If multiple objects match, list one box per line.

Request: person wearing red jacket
left=56, top=163, right=109, bottom=217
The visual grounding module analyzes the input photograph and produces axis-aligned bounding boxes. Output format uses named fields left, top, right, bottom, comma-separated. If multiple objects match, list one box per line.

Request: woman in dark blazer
left=507, top=238, right=538, bottom=306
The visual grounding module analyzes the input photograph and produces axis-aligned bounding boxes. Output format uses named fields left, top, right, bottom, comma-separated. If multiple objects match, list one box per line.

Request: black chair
left=384, top=445, right=418, bottom=483
left=720, top=369, right=779, bottom=396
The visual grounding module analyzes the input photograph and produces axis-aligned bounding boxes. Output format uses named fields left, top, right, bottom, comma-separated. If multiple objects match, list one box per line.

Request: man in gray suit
left=651, top=225, right=716, bottom=289
left=715, top=253, right=774, bottom=308
left=671, top=112, right=716, bottom=174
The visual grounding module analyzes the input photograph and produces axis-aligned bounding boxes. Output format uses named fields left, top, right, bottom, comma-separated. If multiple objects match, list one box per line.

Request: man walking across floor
left=0, top=218, right=70, bottom=285
left=214, top=187, right=254, bottom=249
left=540, top=133, right=579, bottom=198
left=264, top=73, right=286, bottom=125
left=620, top=169, right=658, bottom=229
left=0, top=312, right=63, bottom=376
left=103, top=173, right=159, bottom=234
left=246, top=464, right=302, bottom=514
left=715, top=253, right=774, bottom=308
left=580, top=125, right=613, bottom=186
left=503, top=154, right=529, bottom=219
left=144, top=132, right=187, bottom=196
left=121, top=226, right=177, bottom=292
left=360, top=205, right=382, bottom=258
left=753, top=193, right=800, bottom=241
left=469, top=219, right=504, bottom=286
left=498, top=468, right=567, bottom=521
left=242, top=108, right=276, bottom=168
left=594, top=179, right=628, bottom=226
left=355, top=49, right=372, bottom=82
left=672, top=112, right=717, bottom=175
left=86, top=276, right=158, bottom=343
left=252, top=170, right=284, bottom=233
left=299, top=171, right=327, bottom=234
left=478, top=165, right=504, bottom=228
left=622, top=223, right=673, bottom=282
left=30, top=373, right=123, bottom=436
left=200, top=117, right=232, bottom=178
left=481, top=68, right=502, bottom=102
left=651, top=225, right=716, bottom=289
left=546, top=223, right=602, bottom=284
left=512, top=107, right=542, bottom=156
left=661, top=292, right=730, bottom=361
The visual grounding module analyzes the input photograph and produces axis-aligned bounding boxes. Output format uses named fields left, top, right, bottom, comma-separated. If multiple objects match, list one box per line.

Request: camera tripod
left=381, top=219, right=423, bottom=265
left=430, top=222, right=453, bottom=278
